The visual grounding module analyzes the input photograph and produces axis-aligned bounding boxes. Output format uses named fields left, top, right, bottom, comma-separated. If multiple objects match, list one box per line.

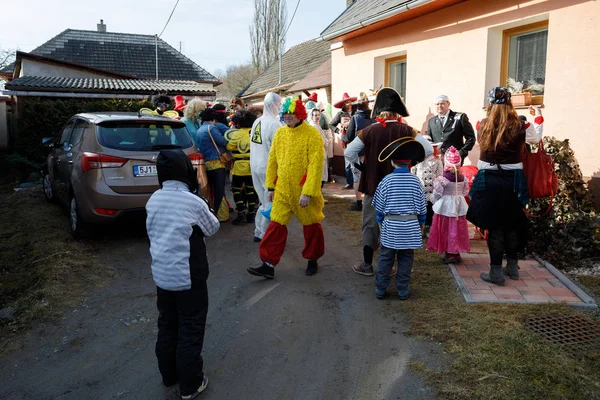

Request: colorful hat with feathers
left=280, top=96, right=308, bottom=120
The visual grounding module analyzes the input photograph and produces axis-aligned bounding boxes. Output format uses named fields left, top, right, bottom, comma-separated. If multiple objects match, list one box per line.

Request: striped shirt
left=373, top=168, right=427, bottom=249
left=146, top=180, right=220, bottom=290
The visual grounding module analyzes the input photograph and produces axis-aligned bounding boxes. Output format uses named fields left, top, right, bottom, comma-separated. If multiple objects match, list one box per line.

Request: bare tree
left=0, top=49, right=15, bottom=70
left=249, top=0, right=287, bottom=74
left=216, top=63, right=260, bottom=100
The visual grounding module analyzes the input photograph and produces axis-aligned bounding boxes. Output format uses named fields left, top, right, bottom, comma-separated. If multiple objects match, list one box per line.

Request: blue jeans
left=345, top=164, right=354, bottom=185
left=375, top=246, right=414, bottom=294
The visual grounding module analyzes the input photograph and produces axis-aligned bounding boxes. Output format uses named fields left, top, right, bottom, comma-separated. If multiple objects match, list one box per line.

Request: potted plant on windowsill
left=507, top=78, right=532, bottom=106
left=507, top=78, right=545, bottom=107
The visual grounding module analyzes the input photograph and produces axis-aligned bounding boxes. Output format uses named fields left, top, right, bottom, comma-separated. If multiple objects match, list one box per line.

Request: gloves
left=299, top=195, right=311, bottom=207
left=353, top=162, right=364, bottom=172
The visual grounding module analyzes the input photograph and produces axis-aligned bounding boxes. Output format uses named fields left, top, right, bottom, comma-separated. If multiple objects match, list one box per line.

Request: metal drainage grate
left=525, top=314, right=600, bottom=356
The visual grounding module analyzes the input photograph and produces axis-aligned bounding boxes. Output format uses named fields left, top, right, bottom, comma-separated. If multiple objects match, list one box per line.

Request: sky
left=0, top=0, right=347, bottom=76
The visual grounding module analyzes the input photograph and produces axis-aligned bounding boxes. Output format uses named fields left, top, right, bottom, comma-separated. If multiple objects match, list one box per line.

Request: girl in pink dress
left=426, top=146, right=470, bottom=263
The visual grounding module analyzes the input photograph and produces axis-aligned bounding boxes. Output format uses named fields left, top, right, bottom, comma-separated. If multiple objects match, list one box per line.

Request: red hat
left=334, top=92, right=357, bottom=109
left=173, top=95, right=186, bottom=111
left=307, top=92, right=318, bottom=102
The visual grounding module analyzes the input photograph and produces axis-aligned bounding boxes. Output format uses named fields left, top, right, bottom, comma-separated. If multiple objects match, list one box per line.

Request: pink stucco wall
left=330, top=0, right=600, bottom=185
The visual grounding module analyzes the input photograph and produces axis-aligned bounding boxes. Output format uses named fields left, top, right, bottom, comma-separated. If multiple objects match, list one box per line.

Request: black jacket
left=329, top=110, right=350, bottom=133
left=427, top=110, right=475, bottom=157
left=344, top=109, right=375, bottom=144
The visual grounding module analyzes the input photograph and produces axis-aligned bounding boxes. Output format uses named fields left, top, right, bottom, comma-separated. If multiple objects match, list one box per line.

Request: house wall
left=20, top=59, right=117, bottom=79
left=330, top=0, right=600, bottom=205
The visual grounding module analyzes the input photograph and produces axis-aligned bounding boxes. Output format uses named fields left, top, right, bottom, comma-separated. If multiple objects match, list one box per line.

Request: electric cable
left=159, top=0, right=181, bottom=38
left=281, top=0, right=302, bottom=38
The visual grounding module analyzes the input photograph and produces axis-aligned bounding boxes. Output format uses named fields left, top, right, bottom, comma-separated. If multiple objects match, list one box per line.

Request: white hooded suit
left=250, top=93, right=283, bottom=239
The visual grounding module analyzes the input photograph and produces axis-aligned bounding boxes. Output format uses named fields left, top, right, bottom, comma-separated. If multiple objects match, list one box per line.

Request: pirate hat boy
left=378, top=136, right=426, bottom=166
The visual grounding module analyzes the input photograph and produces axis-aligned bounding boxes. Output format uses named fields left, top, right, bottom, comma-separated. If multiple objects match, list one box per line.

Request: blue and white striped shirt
left=146, top=180, right=220, bottom=290
left=373, top=168, right=427, bottom=249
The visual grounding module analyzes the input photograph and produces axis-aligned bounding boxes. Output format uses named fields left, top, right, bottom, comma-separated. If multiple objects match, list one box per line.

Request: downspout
left=316, top=0, right=434, bottom=42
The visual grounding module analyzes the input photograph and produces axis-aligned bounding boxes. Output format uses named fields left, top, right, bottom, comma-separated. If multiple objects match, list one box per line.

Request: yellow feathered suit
left=267, top=121, right=325, bottom=225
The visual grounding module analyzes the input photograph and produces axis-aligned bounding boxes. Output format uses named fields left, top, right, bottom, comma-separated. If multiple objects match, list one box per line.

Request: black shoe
left=306, top=260, right=318, bottom=276
left=162, top=376, right=177, bottom=387
left=253, top=236, right=262, bottom=243
left=232, top=211, right=246, bottom=225
left=247, top=263, right=274, bottom=279
left=341, top=184, right=353, bottom=190
left=246, top=212, right=256, bottom=223
left=348, top=202, right=362, bottom=211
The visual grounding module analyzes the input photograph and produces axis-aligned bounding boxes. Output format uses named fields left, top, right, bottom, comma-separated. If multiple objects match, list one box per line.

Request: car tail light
left=95, top=208, right=118, bottom=216
left=82, top=153, right=128, bottom=173
left=188, top=152, right=204, bottom=166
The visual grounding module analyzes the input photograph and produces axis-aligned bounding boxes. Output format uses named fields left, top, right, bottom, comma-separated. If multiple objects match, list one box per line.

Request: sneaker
left=341, top=184, right=353, bottom=190
left=246, top=212, right=256, bottom=223
left=253, top=236, right=262, bottom=243
left=232, top=211, right=246, bottom=225
left=375, top=288, right=387, bottom=299
left=398, top=289, right=410, bottom=301
left=306, top=260, right=318, bottom=276
left=247, top=263, right=274, bottom=279
left=348, top=202, right=362, bottom=211
left=181, top=375, right=208, bottom=399
left=352, top=263, right=374, bottom=276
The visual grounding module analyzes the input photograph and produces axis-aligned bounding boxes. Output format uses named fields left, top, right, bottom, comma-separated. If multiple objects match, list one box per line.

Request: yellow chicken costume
left=250, top=96, right=325, bottom=277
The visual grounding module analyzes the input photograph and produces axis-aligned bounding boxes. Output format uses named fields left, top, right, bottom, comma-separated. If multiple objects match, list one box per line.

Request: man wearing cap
left=344, top=92, right=375, bottom=211
left=427, top=95, right=475, bottom=161
left=345, top=88, right=432, bottom=277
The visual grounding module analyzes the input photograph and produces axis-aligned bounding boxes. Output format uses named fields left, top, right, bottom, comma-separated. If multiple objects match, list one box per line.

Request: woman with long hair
left=181, top=99, right=206, bottom=139
left=466, top=87, right=531, bottom=286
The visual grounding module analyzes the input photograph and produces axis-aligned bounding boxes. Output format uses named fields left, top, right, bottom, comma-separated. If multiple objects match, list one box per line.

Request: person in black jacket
left=344, top=92, right=375, bottom=211
left=427, top=95, right=475, bottom=161
left=330, top=93, right=356, bottom=189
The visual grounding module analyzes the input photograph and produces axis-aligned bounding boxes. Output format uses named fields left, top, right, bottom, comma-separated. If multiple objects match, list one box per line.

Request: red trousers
left=259, top=222, right=325, bottom=266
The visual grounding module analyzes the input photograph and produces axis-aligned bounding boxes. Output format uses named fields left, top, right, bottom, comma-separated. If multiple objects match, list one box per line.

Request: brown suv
left=42, top=112, right=202, bottom=238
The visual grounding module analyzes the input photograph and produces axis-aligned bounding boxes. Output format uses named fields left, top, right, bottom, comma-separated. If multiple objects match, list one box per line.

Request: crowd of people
left=143, top=86, right=544, bottom=399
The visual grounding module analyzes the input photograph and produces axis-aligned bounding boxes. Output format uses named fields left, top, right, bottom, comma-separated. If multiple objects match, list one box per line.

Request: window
left=385, top=56, right=407, bottom=100
left=97, top=122, right=194, bottom=151
left=69, top=120, right=87, bottom=146
left=501, top=21, right=548, bottom=96
left=59, top=120, right=75, bottom=145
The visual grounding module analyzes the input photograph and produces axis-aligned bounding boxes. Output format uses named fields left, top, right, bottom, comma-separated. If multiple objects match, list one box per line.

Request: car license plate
left=133, top=165, right=157, bottom=177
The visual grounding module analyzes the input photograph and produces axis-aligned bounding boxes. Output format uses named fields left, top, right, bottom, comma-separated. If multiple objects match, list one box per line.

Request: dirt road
left=0, top=216, right=444, bottom=400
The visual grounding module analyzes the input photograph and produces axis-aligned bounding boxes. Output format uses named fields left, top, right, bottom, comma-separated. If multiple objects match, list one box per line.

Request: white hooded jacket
left=250, top=92, right=283, bottom=174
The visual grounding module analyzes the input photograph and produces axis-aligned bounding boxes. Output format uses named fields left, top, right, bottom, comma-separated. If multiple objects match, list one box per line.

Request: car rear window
left=97, top=122, right=194, bottom=151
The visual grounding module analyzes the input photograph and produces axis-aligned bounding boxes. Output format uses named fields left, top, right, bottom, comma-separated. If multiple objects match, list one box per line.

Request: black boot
left=246, top=212, right=256, bottom=223
left=503, top=258, right=520, bottom=280
left=306, top=260, right=318, bottom=276
left=481, top=265, right=506, bottom=286
left=232, top=211, right=246, bottom=225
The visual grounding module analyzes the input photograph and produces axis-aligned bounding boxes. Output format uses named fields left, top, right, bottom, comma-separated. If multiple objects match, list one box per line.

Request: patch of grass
left=0, top=185, right=108, bottom=345
left=577, top=276, right=600, bottom=299
left=324, top=196, right=600, bottom=400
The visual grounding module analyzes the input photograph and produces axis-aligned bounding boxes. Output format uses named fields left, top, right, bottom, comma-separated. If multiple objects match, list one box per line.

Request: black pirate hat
left=378, top=136, right=425, bottom=164
left=370, top=87, right=409, bottom=118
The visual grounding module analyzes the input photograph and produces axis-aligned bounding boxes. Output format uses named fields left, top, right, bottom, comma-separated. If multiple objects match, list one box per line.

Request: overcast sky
left=1, top=0, right=346, bottom=75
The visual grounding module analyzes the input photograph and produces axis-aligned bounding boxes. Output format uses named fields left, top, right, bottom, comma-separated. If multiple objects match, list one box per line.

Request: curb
left=532, top=253, right=598, bottom=309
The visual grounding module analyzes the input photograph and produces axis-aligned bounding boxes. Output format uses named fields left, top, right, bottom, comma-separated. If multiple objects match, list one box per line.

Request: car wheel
left=70, top=196, right=88, bottom=239
left=42, top=173, right=55, bottom=203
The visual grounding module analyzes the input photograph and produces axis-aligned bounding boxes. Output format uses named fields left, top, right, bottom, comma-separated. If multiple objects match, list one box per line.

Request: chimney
left=97, top=19, right=107, bottom=33
left=346, top=0, right=355, bottom=7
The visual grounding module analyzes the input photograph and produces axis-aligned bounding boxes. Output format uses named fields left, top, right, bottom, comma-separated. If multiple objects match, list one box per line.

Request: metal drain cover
left=525, top=314, right=600, bottom=355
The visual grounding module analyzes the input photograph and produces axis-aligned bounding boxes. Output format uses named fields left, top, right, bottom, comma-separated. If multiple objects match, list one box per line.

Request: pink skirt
left=426, top=214, right=470, bottom=254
